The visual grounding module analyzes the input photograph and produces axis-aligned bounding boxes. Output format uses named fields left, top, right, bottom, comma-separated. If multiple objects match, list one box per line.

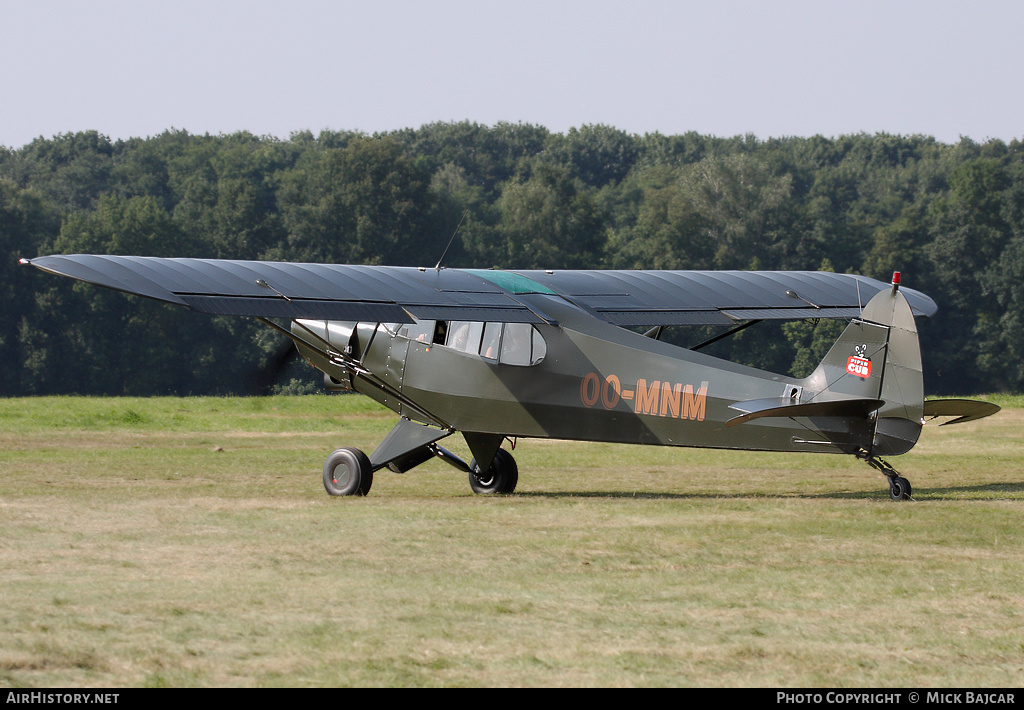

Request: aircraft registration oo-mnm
left=22, top=255, right=1000, bottom=500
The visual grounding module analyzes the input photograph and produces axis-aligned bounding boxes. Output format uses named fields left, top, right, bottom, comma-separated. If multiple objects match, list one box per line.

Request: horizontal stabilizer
left=923, top=399, right=1001, bottom=426
left=727, top=396, right=885, bottom=428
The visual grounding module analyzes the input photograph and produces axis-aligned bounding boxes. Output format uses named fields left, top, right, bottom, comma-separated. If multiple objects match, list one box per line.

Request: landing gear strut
left=320, top=421, right=520, bottom=496
left=859, top=453, right=913, bottom=501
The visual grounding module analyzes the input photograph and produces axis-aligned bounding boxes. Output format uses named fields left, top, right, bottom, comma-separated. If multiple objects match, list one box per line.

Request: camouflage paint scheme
left=294, top=282, right=922, bottom=467
left=22, top=255, right=999, bottom=498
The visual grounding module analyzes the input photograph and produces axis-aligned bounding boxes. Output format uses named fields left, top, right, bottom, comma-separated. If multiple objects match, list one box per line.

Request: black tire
left=888, top=476, right=912, bottom=501
left=468, top=448, right=518, bottom=495
left=323, top=447, right=373, bottom=496
left=898, top=476, right=913, bottom=499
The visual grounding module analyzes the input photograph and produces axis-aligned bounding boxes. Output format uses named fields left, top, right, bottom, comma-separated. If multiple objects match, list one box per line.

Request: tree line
left=2, top=124, right=1022, bottom=396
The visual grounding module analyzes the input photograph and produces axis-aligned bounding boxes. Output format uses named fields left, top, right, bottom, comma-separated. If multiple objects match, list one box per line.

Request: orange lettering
left=601, top=375, right=621, bottom=409
left=681, top=382, right=708, bottom=421
left=580, top=372, right=600, bottom=407
left=634, top=379, right=661, bottom=415
left=660, top=382, right=682, bottom=418
left=584, top=372, right=709, bottom=420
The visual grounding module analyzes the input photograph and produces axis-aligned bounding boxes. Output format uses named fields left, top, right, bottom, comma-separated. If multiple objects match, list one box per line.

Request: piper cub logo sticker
left=580, top=372, right=708, bottom=421
left=846, top=344, right=872, bottom=378
left=846, top=356, right=872, bottom=378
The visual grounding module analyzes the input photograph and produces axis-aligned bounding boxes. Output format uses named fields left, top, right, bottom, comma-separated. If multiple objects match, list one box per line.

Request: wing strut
left=690, top=320, right=762, bottom=352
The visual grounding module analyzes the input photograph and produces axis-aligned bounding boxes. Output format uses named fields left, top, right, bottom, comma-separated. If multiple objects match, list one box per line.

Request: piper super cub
left=21, top=255, right=1000, bottom=500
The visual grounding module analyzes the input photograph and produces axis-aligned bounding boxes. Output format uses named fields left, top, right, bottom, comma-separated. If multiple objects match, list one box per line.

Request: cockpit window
left=481, top=322, right=502, bottom=361
left=447, top=321, right=484, bottom=354
left=432, top=321, right=448, bottom=344
left=398, top=320, right=435, bottom=343
left=509, top=321, right=548, bottom=364
left=531, top=326, right=547, bottom=364
left=499, top=323, right=534, bottom=365
left=418, top=320, right=547, bottom=366
left=491, top=322, right=547, bottom=365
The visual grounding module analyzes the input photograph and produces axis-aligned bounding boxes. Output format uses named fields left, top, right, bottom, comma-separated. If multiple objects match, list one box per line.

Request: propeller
left=246, top=336, right=301, bottom=395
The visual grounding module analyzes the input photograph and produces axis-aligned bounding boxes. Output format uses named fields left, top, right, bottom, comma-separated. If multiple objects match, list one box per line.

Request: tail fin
left=804, top=278, right=924, bottom=456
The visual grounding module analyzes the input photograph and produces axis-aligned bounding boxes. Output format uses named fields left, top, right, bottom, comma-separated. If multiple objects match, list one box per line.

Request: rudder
left=803, top=279, right=924, bottom=456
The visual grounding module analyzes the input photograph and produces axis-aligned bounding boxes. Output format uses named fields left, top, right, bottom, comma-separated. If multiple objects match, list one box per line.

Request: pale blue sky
left=3, top=0, right=1021, bottom=148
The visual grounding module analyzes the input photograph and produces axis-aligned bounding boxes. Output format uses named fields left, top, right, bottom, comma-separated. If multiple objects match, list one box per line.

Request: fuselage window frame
left=405, top=319, right=546, bottom=366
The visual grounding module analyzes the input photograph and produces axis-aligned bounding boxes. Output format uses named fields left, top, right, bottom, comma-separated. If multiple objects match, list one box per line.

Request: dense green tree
left=985, top=235, right=1024, bottom=389
left=390, top=121, right=548, bottom=197
left=52, top=193, right=188, bottom=256
left=636, top=131, right=710, bottom=168
left=487, top=163, right=606, bottom=269
left=604, top=165, right=712, bottom=269
left=610, top=155, right=793, bottom=270
left=684, top=154, right=793, bottom=269
left=3, top=125, right=1023, bottom=394
left=5, top=131, right=116, bottom=211
left=542, top=124, right=639, bottom=187
left=0, top=180, right=60, bottom=395
left=862, top=205, right=930, bottom=282
left=923, top=158, right=1013, bottom=389
left=275, top=136, right=443, bottom=266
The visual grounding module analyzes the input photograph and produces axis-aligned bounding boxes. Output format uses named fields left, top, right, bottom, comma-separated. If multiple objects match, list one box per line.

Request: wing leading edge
left=22, top=255, right=937, bottom=326
left=22, top=255, right=549, bottom=324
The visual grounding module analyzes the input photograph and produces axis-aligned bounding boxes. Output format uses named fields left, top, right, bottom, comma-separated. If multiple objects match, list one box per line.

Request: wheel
left=898, top=476, right=912, bottom=499
left=323, top=447, right=373, bottom=496
left=468, top=448, right=518, bottom=494
left=888, top=476, right=912, bottom=501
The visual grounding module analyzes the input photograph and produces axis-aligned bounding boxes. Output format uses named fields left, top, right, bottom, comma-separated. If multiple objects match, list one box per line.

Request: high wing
left=517, top=269, right=937, bottom=325
left=22, top=255, right=547, bottom=324
left=21, top=254, right=937, bottom=325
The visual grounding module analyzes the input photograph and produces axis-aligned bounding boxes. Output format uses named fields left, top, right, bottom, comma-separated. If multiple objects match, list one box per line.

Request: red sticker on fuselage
left=846, top=356, right=872, bottom=378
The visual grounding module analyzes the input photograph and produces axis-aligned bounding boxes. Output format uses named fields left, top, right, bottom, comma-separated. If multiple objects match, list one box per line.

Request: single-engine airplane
left=21, top=255, right=1000, bottom=500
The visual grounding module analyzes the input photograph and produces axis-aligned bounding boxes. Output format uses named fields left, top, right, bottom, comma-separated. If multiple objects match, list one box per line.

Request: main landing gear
left=859, top=453, right=913, bottom=501
left=323, top=447, right=374, bottom=496
left=468, top=448, right=518, bottom=494
left=321, top=419, right=518, bottom=497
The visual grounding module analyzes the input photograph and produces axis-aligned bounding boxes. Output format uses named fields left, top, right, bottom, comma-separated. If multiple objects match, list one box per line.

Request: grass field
left=1, top=395, right=1022, bottom=687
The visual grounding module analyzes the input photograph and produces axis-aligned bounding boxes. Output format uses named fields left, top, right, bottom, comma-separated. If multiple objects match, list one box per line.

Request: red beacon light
left=891, top=271, right=901, bottom=293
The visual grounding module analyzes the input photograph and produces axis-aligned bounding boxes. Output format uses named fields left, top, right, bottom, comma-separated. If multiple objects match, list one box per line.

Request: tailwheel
left=888, top=476, right=913, bottom=501
left=468, top=448, right=518, bottom=495
left=860, top=453, right=913, bottom=501
left=323, top=447, right=373, bottom=496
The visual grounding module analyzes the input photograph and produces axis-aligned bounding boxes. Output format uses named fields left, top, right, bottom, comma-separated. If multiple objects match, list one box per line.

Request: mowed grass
left=1, top=395, right=1022, bottom=687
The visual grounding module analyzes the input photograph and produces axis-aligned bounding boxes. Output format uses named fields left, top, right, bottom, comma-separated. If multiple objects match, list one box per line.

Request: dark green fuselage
left=295, top=288, right=921, bottom=457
